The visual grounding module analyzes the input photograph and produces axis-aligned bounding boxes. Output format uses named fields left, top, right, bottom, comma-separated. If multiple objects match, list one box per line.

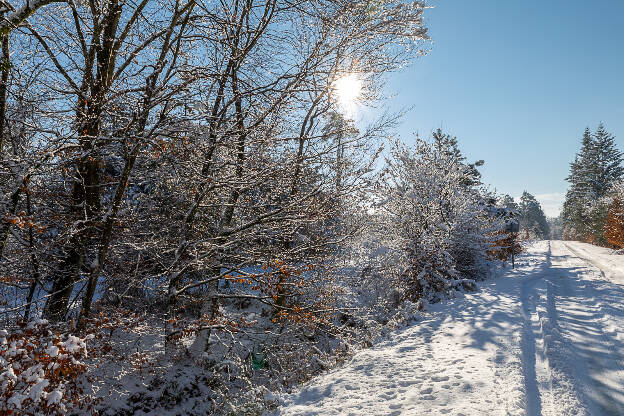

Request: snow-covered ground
left=276, top=241, right=624, bottom=415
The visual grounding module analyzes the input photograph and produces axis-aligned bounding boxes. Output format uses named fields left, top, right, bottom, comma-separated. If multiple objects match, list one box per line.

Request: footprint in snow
left=419, top=387, right=433, bottom=394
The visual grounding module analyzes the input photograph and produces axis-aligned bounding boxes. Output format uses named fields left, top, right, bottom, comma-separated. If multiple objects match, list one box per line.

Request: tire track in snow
left=537, top=254, right=589, bottom=416
left=519, top=242, right=549, bottom=416
left=556, top=242, right=624, bottom=415
left=520, top=241, right=590, bottom=416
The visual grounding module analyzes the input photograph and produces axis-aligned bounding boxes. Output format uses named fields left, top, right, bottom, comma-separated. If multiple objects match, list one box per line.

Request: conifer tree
left=562, top=124, right=623, bottom=243
left=500, top=195, right=519, bottom=213
left=518, top=191, right=549, bottom=239
left=431, top=128, right=483, bottom=187
left=594, top=123, right=624, bottom=195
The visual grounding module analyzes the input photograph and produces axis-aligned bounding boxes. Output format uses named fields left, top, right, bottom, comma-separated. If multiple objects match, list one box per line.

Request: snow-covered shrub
left=109, top=260, right=347, bottom=414
left=0, top=319, right=96, bottom=415
left=488, top=230, right=523, bottom=261
left=375, top=134, right=499, bottom=302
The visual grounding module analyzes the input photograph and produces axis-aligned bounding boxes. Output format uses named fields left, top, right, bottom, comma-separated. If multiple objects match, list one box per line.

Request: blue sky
left=384, top=0, right=624, bottom=217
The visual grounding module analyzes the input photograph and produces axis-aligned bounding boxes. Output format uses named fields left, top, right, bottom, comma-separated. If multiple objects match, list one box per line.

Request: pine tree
left=431, top=128, right=483, bottom=187
left=594, top=123, right=624, bottom=196
left=562, top=124, right=623, bottom=243
left=566, top=128, right=596, bottom=198
left=500, top=194, right=519, bottom=213
left=518, top=191, right=550, bottom=239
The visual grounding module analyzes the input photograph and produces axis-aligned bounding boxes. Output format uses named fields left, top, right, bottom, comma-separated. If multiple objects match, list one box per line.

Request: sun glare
left=333, top=74, right=362, bottom=117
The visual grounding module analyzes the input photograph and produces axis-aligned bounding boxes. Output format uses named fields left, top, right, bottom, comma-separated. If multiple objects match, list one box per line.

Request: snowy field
left=276, top=241, right=624, bottom=415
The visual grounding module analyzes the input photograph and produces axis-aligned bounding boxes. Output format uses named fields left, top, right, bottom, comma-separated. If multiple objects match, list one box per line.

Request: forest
left=0, top=0, right=621, bottom=415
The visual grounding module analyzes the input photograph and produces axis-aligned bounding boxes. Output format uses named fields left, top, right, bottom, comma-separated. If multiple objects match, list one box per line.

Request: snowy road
left=277, top=241, right=624, bottom=415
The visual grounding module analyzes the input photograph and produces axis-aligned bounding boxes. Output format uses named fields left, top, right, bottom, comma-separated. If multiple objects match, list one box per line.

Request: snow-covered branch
left=0, top=0, right=64, bottom=35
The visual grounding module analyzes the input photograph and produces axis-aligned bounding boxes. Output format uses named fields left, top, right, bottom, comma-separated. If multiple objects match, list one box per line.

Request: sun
left=333, top=74, right=362, bottom=117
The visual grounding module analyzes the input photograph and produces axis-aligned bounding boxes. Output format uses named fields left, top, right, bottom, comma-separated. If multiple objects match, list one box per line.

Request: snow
left=47, top=387, right=64, bottom=405
left=26, top=317, right=48, bottom=330
left=276, top=241, right=624, bottom=415
left=7, top=392, right=25, bottom=409
left=2, top=367, right=16, bottom=382
left=29, top=378, right=50, bottom=402
left=63, top=335, right=86, bottom=354
left=22, top=363, right=44, bottom=382
left=46, top=344, right=59, bottom=357
left=560, top=241, right=624, bottom=285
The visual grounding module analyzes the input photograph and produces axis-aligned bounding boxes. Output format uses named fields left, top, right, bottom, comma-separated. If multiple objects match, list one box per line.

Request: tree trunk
left=23, top=184, right=41, bottom=321
left=189, top=268, right=220, bottom=356
left=43, top=118, right=101, bottom=321
left=0, top=33, right=9, bottom=154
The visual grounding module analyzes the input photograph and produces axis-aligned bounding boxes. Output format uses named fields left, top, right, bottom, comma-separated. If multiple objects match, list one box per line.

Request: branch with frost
left=0, top=0, right=65, bottom=35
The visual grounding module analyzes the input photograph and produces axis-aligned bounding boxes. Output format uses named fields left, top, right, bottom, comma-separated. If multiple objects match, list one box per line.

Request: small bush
left=0, top=319, right=96, bottom=415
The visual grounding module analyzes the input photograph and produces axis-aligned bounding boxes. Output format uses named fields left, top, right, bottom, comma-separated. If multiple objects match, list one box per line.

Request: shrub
left=0, top=319, right=96, bottom=415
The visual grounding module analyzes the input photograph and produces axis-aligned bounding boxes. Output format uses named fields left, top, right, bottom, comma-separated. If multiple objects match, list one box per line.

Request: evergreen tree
left=518, top=191, right=550, bottom=239
left=500, top=194, right=519, bottom=213
left=547, top=216, right=563, bottom=240
left=594, top=123, right=624, bottom=195
left=562, top=124, right=623, bottom=242
left=566, top=128, right=596, bottom=197
left=431, top=128, right=483, bottom=187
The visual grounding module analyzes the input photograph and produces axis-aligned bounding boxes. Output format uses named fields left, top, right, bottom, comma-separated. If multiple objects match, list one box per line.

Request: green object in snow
left=252, top=352, right=266, bottom=370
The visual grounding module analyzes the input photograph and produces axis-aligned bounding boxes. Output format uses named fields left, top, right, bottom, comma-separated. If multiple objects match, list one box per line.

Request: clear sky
left=385, top=0, right=624, bottom=217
